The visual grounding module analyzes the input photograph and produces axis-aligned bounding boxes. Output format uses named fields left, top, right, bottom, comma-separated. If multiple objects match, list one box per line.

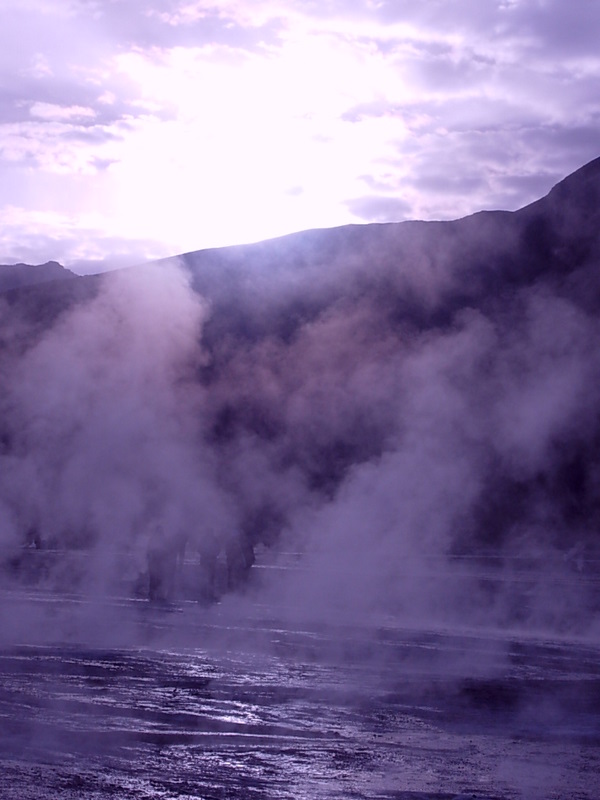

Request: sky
left=0, top=0, right=599, bottom=274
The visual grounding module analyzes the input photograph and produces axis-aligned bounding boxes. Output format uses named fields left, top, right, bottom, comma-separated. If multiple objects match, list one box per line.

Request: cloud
left=0, top=0, right=600, bottom=266
left=0, top=206, right=170, bottom=273
left=341, top=100, right=403, bottom=123
left=29, top=102, right=97, bottom=121
left=345, top=195, right=411, bottom=222
left=76, top=0, right=286, bottom=53
left=499, top=0, right=600, bottom=58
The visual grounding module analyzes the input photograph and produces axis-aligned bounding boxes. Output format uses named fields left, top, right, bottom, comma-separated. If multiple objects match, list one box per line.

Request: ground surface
left=0, top=583, right=599, bottom=800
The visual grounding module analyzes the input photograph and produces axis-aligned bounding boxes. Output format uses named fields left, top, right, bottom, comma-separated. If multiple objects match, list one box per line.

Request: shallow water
left=1, top=586, right=599, bottom=799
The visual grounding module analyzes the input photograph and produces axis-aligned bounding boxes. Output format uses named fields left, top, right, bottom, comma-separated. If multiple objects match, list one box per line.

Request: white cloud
left=29, top=103, right=97, bottom=121
left=0, top=205, right=170, bottom=273
left=25, top=53, right=54, bottom=79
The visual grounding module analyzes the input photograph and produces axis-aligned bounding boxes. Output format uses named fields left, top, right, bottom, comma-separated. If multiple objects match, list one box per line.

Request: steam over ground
left=1, top=157, right=600, bottom=642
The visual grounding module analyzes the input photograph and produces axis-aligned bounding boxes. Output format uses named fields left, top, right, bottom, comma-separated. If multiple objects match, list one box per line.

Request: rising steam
left=2, top=158, right=600, bottom=642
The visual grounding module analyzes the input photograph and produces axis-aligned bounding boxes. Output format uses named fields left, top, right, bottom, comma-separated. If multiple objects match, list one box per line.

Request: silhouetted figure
left=170, top=529, right=188, bottom=596
left=197, top=532, right=221, bottom=603
left=147, top=524, right=176, bottom=602
left=25, top=525, right=42, bottom=549
left=225, top=533, right=255, bottom=591
left=174, top=531, right=187, bottom=571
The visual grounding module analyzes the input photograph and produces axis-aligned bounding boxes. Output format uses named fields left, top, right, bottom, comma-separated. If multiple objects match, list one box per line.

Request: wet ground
left=1, top=584, right=599, bottom=800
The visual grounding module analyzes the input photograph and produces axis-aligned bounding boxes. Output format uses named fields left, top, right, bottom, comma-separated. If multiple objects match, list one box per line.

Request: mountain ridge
left=0, top=260, right=76, bottom=293
left=3, top=155, right=600, bottom=290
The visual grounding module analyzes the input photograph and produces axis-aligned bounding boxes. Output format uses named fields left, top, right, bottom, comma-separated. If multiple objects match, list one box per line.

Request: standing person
left=197, top=529, right=221, bottom=603
left=172, top=529, right=188, bottom=597
left=147, top=524, right=176, bottom=602
left=225, top=531, right=255, bottom=591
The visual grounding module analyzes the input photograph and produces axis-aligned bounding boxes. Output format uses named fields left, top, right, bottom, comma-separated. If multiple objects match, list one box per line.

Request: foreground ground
left=1, top=580, right=599, bottom=800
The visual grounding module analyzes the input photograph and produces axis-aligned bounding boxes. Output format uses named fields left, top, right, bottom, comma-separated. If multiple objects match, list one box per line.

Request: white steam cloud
left=1, top=162, right=600, bottom=646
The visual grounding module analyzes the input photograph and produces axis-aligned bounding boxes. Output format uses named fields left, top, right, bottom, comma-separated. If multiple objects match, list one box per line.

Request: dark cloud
left=361, top=0, right=600, bottom=59
left=406, top=50, right=492, bottom=91
left=375, top=0, right=498, bottom=29
left=492, top=171, right=559, bottom=206
left=405, top=170, right=486, bottom=197
left=75, top=1, right=285, bottom=53
left=523, top=123, right=600, bottom=164
left=0, top=73, right=168, bottom=133
left=298, top=0, right=499, bottom=34
left=502, top=0, right=600, bottom=57
left=0, top=4, right=180, bottom=137
left=345, top=195, right=411, bottom=222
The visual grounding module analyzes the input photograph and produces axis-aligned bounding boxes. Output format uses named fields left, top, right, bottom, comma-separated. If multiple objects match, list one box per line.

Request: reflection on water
left=1, top=594, right=599, bottom=799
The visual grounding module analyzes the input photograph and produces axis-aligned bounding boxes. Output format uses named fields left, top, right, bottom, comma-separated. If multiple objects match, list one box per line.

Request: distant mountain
left=0, top=260, right=76, bottom=293
left=2, top=157, right=600, bottom=622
